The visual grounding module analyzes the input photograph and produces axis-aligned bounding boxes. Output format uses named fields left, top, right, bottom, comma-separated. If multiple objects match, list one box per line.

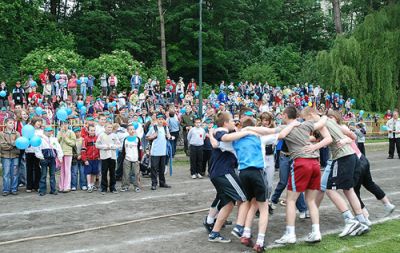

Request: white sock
left=342, top=210, right=354, bottom=221
left=256, top=233, right=265, bottom=246
left=356, top=214, right=366, bottom=223
left=312, top=224, right=320, bottom=233
left=206, top=215, right=215, bottom=224
left=286, top=226, right=295, bottom=235
left=243, top=227, right=251, bottom=238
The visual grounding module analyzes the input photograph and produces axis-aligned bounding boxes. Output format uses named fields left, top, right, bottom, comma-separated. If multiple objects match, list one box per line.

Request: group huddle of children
left=202, top=107, right=396, bottom=252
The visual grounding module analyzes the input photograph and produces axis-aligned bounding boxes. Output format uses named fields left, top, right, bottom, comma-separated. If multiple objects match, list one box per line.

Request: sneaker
left=231, top=226, right=244, bottom=239
left=299, top=211, right=307, bottom=219
left=240, top=237, right=253, bottom=247
left=270, top=202, right=277, bottom=210
left=274, top=233, right=297, bottom=244
left=208, top=233, right=231, bottom=243
left=101, top=191, right=106, bottom=195
left=87, top=186, right=93, bottom=193
left=306, top=210, right=310, bottom=218
left=203, top=216, right=214, bottom=234
left=159, top=184, right=171, bottom=188
left=39, top=192, right=45, bottom=196
left=134, top=187, right=141, bottom=193
left=2, top=192, right=9, bottom=197
left=11, top=192, right=18, bottom=195
left=191, top=174, right=197, bottom=179
left=71, top=187, right=77, bottom=191
left=268, top=204, right=274, bottom=215
left=151, top=185, right=157, bottom=190
left=19, top=183, right=24, bottom=187
left=92, top=185, right=98, bottom=191
left=252, top=243, right=265, bottom=253
left=387, top=156, right=394, bottom=159
left=112, top=190, right=118, bottom=194
left=305, top=231, right=321, bottom=243
left=350, top=222, right=370, bottom=236
left=339, top=219, right=360, bottom=237
left=384, top=203, right=396, bottom=217
left=365, top=217, right=372, bottom=227
left=50, top=191, right=58, bottom=195
left=197, top=173, right=203, bottom=179
left=26, top=189, right=32, bottom=193
left=82, top=186, right=88, bottom=191
left=120, top=187, right=128, bottom=192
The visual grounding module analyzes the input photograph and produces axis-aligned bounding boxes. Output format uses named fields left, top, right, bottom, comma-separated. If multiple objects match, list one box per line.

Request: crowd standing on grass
left=0, top=68, right=397, bottom=251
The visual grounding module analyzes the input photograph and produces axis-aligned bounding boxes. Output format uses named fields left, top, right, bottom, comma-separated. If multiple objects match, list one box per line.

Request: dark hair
left=242, top=118, right=256, bottom=128
left=283, top=106, right=297, bottom=120
left=215, top=112, right=230, bottom=127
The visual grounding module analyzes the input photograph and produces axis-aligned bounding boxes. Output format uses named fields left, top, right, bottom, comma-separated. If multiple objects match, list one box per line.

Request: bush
left=239, top=64, right=279, bottom=85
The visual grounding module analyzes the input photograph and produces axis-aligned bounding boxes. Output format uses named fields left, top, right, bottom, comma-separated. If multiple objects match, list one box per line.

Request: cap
left=86, top=117, right=94, bottom=121
left=156, top=113, right=165, bottom=119
left=204, top=118, right=212, bottom=124
left=73, top=127, right=81, bottom=132
left=244, top=111, right=254, bottom=117
left=44, top=127, right=53, bottom=132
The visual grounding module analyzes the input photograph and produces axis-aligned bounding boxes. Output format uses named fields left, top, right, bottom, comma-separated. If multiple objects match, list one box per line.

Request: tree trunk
left=50, top=0, right=59, bottom=17
left=158, top=0, right=167, bottom=72
left=332, top=0, right=343, bottom=34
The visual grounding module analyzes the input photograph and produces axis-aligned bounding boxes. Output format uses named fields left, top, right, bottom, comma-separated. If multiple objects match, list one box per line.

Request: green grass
left=269, top=219, right=400, bottom=253
left=365, top=138, right=387, bottom=143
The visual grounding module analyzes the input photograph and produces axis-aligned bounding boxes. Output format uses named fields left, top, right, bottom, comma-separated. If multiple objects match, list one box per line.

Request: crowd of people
left=0, top=68, right=398, bottom=251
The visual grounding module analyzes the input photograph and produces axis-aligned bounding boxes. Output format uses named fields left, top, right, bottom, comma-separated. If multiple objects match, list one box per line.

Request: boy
left=36, top=127, right=63, bottom=196
left=0, top=118, right=20, bottom=196
left=71, top=127, right=87, bottom=191
left=120, top=125, right=142, bottom=192
left=206, top=112, right=250, bottom=243
left=269, top=106, right=331, bottom=244
left=146, top=113, right=172, bottom=190
left=96, top=123, right=121, bottom=194
left=187, top=117, right=206, bottom=179
left=81, top=125, right=100, bottom=193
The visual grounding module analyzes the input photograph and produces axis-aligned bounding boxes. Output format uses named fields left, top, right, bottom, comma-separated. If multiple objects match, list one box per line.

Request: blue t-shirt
left=146, top=125, right=167, bottom=156
left=233, top=135, right=264, bottom=170
left=209, top=131, right=237, bottom=179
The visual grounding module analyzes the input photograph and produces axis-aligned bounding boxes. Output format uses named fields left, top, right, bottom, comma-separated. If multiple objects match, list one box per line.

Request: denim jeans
left=18, top=152, right=26, bottom=185
left=80, top=85, right=87, bottom=99
left=1, top=158, right=19, bottom=193
left=71, top=161, right=87, bottom=189
left=39, top=158, right=56, bottom=193
left=270, top=155, right=307, bottom=212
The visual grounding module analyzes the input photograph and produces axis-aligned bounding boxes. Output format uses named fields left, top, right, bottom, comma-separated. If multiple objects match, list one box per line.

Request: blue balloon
left=215, top=103, right=220, bottom=109
left=16, top=137, right=30, bottom=150
left=55, top=74, right=60, bottom=80
left=359, top=110, right=365, bottom=116
left=84, top=77, right=88, bottom=83
left=77, top=101, right=84, bottom=109
left=29, top=136, right=42, bottom=147
left=66, top=107, right=73, bottom=115
left=107, top=102, right=112, bottom=108
left=112, top=101, right=117, bottom=106
left=126, top=136, right=137, bottom=142
left=56, top=109, right=68, bottom=121
left=0, top=90, right=6, bottom=97
left=180, top=94, right=184, bottom=99
left=335, top=93, right=339, bottom=98
left=22, top=125, right=35, bottom=139
left=133, top=122, right=139, bottom=130
left=191, top=87, right=195, bottom=91
left=380, top=125, right=388, bottom=131
left=76, top=80, right=82, bottom=85
left=35, top=107, right=43, bottom=115
left=30, top=81, right=37, bottom=87
left=180, top=108, right=186, bottom=114
left=351, top=98, right=355, bottom=104
left=80, top=106, right=87, bottom=113
left=195, top=91, right=199, bottom=96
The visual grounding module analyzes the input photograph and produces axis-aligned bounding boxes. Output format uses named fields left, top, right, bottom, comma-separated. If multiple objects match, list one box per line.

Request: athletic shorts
left=288, top=158, right=321, bottom=192
left=323, top=154, right=357, bottom=190
left=84, top=160, right=100, bottom=175
left=211, top=173, right=247, bottom=208
left=239, top=168, right=268, bottom=202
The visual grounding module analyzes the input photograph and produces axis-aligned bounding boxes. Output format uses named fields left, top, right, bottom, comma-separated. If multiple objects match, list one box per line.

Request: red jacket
left=81, top=135, right=100, bottom=162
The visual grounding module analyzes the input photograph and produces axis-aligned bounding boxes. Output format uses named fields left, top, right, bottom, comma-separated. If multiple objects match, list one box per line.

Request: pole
left=198, top=0, right=203, bottom=118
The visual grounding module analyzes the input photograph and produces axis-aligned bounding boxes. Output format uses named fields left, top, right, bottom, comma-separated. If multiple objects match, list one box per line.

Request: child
left=57, top=120, right=76, bottom=193
left=96, top=122, right=120, bottom=194
left=0, top=118, right=20, bottom=196
left=187, top=117, right=206, bottom=179
left=202, top=119, right=214, bottom=176
left=120, top=125, right=142, bottom=192
left=37, top=127, right=63, bottom=196
left=354, top=123, right=366, bottom=156
left=81, top=125, right=100, bottom=193
left=71, top=127, right=87, bottom=191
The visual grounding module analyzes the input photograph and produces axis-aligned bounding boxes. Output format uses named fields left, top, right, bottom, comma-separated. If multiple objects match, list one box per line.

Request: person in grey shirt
left=187, top=118, right=206, bottom=179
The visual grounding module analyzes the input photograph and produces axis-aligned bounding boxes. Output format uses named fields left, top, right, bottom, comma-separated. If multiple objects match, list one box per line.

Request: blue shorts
left=84, top=160, right=100, bottom=175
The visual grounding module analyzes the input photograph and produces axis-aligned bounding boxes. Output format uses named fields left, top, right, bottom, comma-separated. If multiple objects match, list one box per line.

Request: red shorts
left=288, top=158, right=321, bottom=192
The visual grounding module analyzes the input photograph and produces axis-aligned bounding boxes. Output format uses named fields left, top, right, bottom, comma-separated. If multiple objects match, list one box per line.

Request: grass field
left=365, top=138, right=387, bottom=143
left=268, top=219, right=400, bottom=253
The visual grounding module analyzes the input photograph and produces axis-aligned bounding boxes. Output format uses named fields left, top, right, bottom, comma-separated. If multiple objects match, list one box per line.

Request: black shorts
left=326, top=154, right=358, bottom=190
left=211, top=173, right=247, bottom=208
left=239, top=168, right=268, bottom=202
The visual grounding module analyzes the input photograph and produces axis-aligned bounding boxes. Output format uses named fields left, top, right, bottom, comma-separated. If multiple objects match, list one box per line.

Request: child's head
left=326, top=109, right=341, bottom=124
left=4, top=118, right=14, bottom=130
left=300, top=107, right=319, bottom=121
left=88, top=125, right=96, bottom=136
left=242, top=118, right=256, bottom=128
left=194, top=118, right=201, bottom=127
left=282, top=106, right=297, bottom=124
left=215, top=112, right=234, bottom=130
left=127, top=125, right=136, bottom=136
left=44, top=127, right=53, bottom=137
left=73, top=127, right=81, bottom=138
left=105, top=123, right=113, bottom=134
left=260, top=112, right=275, bottom=128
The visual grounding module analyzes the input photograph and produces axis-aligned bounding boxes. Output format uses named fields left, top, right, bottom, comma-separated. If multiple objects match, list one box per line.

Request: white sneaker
left=350, top=222, right=370, bottom=236
left=274, top=233, right=296, bottom=244
left=270, top=202, right=277, bottom=210
left=305, top=231, right=321, bottom=243
left=82, top=186, right=88, bottom=191
left=339, top=219, right=360, bottom=237
left=306, top=210, right=310, bottom=218
left=384, top=203, right=396, bottom=217
left=299, top=212, right=307, bottom=219
left=71, top=187, right=77, bottom=191
left=191, top=175, right=197, bottom=179
left=197, top=173, right=203, bottom=179
left=365, top=217, right=372, bottom=227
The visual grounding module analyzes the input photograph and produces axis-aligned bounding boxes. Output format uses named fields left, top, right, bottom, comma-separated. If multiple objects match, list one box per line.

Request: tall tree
left=332, top=0, right=343, bottom=34
left=158, top=0, right=167, bottom=71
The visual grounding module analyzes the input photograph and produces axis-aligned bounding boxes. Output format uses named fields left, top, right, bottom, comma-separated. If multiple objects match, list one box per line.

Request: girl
left=25, top=117, right=43, bottom=192
left=57, top=120, right=76, bottom=193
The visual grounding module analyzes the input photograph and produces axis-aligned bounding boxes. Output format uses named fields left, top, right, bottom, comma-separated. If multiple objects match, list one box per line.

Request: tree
left=158, top=0, right=167, bottom=72
left=332, top=0, right=343, bottom=34
left=240, top=64, right=279, bottom=85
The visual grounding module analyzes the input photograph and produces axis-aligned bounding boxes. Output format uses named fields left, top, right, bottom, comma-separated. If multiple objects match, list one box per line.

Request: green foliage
left=84, top=50, right=143, bottom=91
left=20, top=48, right=84, bottom=79
left=240, top=64, right=279, bottom=85
left=316, top=3, right=400, bottom=111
